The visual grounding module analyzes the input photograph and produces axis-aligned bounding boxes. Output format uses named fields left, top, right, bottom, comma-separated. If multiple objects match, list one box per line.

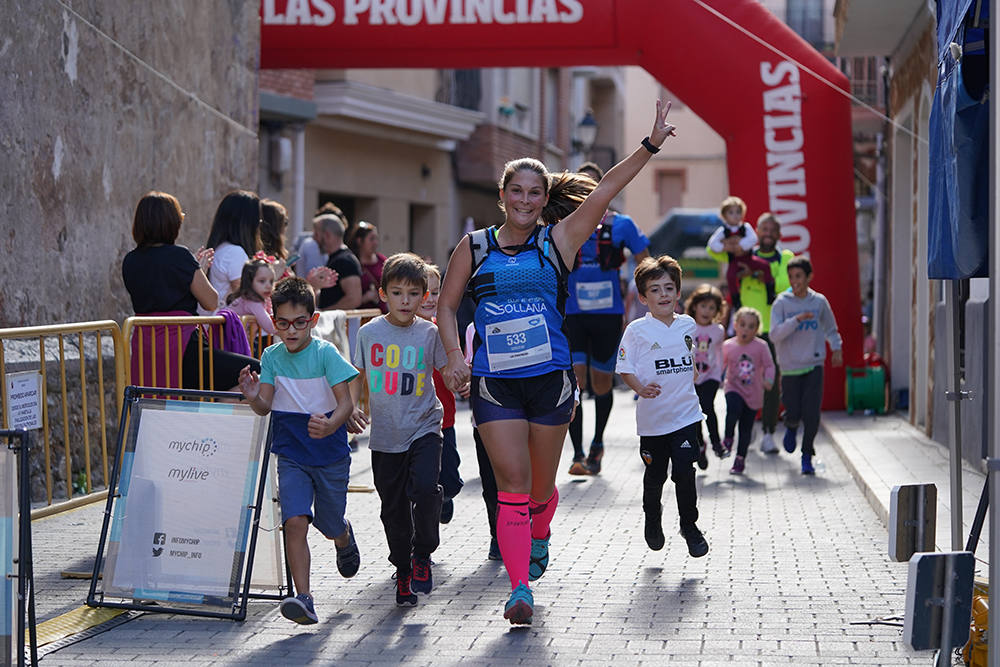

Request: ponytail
left=541, top=171, right=597, bottom=225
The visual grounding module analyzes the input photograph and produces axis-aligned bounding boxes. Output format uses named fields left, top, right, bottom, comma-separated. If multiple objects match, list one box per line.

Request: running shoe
left=488, top=537, right=502, bottom=561
left=680, top=524, right=709, bottom=558
left=440, top=498, right=454, bottom=524
left=586, top=441, right=605, bottom=474
left=410, top=555, right=433, bottom=595
left=528, top=533, right=550, bottom=581
left=644, top=505, right=665, bottom=551
left=711, top=440, right=726, bottom=459
left=697, top=441, right=709, bottom=470
left=729, top=455, right=745, bottom=475
left=503, top=582, right=534, bottom=625
left=801, top=453, right=815, bottom=475
left=760, top=432, right=779, bottom=454
left=393, top=570, right=417, bottom=607
left=280, top=593, right=318, bottom=624
left=721, top=437, right=733, bottom=458
left=568, top=454, right=591, bottom=476
left=783, top=427, right=798, bottom=453
left=335, top=521, right=360, bottom=578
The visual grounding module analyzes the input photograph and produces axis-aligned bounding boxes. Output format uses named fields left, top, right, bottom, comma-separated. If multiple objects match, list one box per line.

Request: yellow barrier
left=0, top=321, right=126, bottom=514
left=121, top=315, right=227, bottom=394
left=0, top=309, right=383, bottom=517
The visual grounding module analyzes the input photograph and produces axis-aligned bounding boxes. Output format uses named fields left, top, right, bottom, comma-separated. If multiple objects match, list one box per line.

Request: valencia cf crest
left=684, top=334, right=693, bottom=351
left=640, top=449, right=653, bottom=465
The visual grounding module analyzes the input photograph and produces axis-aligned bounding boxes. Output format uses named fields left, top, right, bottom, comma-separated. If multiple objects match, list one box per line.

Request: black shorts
left=470, top=369, right=577, bottom=426
left=639, top=422, right=702, bottom=468
left=565, top=313, right=624, bottom=372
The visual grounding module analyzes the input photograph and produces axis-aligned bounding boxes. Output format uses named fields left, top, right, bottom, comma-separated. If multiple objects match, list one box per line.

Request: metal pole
left=946, top=280, right=964, bottom=551
left=936, top=553, right=957, bottom=667
left=987, top=8, right=1000, bottom=664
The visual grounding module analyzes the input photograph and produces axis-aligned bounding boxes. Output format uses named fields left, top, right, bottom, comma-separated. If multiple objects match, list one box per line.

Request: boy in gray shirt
left=349, top=253, right=448, bottom=606
left=769, top=256, right=843, bottom=474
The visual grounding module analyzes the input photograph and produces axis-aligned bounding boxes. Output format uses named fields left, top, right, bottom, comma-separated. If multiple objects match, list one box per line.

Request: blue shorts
left=470, top=369, right=576, bottom=426
left=276, top=454, right=350, bottom=539
left=566, top=313, right=624, bottom=373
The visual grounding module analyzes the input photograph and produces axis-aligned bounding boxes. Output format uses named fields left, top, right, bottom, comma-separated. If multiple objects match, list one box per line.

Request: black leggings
left=181, top=334, right=259, bottom=390
left=639, top=423, right=700, bottom=530
left=724, top=392, right=757, bottom=458
left=695, top=379, right=721, bottom=448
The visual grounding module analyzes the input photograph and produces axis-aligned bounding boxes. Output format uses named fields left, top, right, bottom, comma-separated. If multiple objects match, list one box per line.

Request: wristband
left=641, top=136, right=660, bottom=154
left=446, top=347, right=462, bottom=355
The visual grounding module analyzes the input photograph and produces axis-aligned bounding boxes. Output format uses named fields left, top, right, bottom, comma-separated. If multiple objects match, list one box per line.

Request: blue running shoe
left=783, top=427, right=798, bottom=453
left=801, top=453, right=815, bottom=475
left=504, top=582, right=534, bottom=625
left=280, top=593, right=318, bottom=625
left=411, top=555, right=433, bottom=595
left=528, top=534, right=550, bottom=581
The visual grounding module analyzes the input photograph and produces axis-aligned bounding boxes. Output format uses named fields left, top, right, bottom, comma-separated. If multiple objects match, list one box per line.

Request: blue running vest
left=466, top=225, right=571, bottom=378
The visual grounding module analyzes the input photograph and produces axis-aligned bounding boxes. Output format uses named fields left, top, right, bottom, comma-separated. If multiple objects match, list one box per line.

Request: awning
left=928, top=0, right=990, bottom=279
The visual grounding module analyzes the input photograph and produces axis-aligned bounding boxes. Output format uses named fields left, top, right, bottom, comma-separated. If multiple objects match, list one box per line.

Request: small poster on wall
left=5, top=372, right=42, bottom=431
left=100, top=399, right=269, bottom=607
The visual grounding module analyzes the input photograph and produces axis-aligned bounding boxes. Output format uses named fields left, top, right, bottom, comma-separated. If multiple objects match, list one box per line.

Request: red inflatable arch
left=261, top=0, right=862, bottom=409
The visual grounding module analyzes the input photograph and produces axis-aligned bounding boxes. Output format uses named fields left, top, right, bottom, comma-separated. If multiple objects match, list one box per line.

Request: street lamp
left=574, top=109, right=598, bottom=156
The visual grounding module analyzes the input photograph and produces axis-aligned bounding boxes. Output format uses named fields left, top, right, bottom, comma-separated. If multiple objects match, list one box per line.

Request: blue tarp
left=928, top=0, right=990, bottom=279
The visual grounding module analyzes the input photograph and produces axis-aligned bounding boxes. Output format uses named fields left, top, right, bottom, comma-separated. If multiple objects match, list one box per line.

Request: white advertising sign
left=250, top=458, right=283, bottom=591
left=102, top=400, right=267, bottom=605
left=5, top=372, right=42, bottom=431
left=1, top=446, right=17, bottom=666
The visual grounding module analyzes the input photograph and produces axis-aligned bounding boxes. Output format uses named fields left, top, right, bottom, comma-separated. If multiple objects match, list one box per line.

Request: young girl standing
left=721, top=307, right=775, bottom=475
left=685, top=285, right=726, bottom=464
left=226, top=258, right=277, bottom=335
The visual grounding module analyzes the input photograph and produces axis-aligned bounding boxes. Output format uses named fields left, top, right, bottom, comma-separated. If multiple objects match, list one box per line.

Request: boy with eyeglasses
left=239, top=276, right=361, bottom=625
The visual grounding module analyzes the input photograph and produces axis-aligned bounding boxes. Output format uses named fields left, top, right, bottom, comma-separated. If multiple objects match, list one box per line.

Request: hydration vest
left=574, top=213, right=626, bottom=272
left=466, top=225, right=569, bottom=314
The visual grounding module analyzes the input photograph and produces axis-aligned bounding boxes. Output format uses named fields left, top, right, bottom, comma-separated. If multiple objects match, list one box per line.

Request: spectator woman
left=436, top=101, right=676, bottom=626
left=204, top=190, right=262, bottom=312
left=348, top=220, right=388, bottom=313
left=122, top=191, right=259, bottom=391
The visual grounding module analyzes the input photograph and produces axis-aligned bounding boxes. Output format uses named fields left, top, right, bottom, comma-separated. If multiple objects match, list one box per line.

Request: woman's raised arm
left=552, top=100, right=676, bottom=261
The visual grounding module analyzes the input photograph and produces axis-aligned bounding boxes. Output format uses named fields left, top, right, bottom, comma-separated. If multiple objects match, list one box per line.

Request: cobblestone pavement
left=29, top=390, right=924, bottom=665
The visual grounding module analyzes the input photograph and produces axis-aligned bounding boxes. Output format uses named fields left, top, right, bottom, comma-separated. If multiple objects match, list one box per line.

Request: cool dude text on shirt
left=366, top=342, right=431, bottom=395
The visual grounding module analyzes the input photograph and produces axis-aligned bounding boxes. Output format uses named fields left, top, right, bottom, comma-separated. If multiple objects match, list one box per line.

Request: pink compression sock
left=496, top=491, right=531, bottom=590
left=528, top=487, right=559, bottom=540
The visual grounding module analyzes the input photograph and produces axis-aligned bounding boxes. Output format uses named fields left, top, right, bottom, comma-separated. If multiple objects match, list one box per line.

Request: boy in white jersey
left=616, top=255, right=709, bottom=558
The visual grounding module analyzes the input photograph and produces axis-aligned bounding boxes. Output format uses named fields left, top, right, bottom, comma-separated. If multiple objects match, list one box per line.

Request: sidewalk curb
left=823, top=417, right=891, bottom=528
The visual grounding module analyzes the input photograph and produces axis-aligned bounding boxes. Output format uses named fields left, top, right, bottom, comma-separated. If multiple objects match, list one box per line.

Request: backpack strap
left=468, top=227, right=494, bottom=275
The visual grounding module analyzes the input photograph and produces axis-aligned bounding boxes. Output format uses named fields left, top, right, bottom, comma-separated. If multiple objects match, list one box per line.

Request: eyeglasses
left=273, top=317, right=313, bottom=330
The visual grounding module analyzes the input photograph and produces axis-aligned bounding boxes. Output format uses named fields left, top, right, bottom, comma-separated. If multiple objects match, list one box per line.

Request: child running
left=721, top=306, right=775, bottom=475
left=615, top=255, right=709, bottom=558
left=349, top=253, right=448, bottom=606
left=226, top=257, right=278, bottom=334
left=685, top=284, right=726, bottom=464
left=417, top=264, right=464, bottom=524
left=238, top=277, right=361, bottom=625
left=769, top=256, right=843, bottom=474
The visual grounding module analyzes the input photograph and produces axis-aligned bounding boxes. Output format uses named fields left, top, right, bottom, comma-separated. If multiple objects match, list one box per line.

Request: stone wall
left=0, top=2, right=260, bottom=328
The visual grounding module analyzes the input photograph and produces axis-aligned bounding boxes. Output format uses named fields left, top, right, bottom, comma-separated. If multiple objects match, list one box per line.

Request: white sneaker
left=760, top=432, right=779, bottom=454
